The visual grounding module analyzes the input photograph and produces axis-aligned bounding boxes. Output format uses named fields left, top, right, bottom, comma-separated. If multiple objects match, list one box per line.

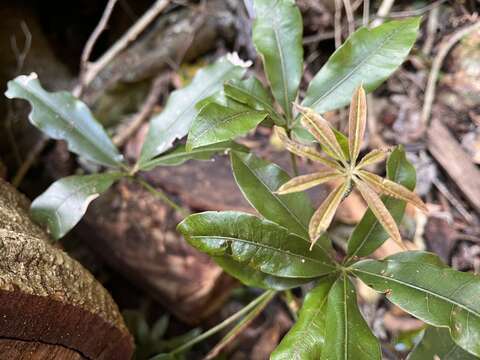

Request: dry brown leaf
left=308, top=181, right=348, bottom=248
left=356, top=149, right=389, bottom=169
left=276, top=171, right=344, bottom=195
left=273, top=126, right=341, bottom=169
left=354, top=178, right=404, bottom=248
left=295, top=104, right=346, bottom=161
left=357, top=170, right=428, bottom=212
left=348, top=85, right=367, bottom=163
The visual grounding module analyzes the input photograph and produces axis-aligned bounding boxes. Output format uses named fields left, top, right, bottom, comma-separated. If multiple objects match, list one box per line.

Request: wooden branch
left=0, top=179, right=134, bottom=359
left=427, top=118, right=480, bottom=214
left=75, top=0, right=171, bottom=96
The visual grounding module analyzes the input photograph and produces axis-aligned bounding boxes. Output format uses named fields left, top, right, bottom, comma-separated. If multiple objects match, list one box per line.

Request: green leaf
left=31, top=173, right=124, bottom=239
left=332, top=127, right=350, bottom=161
left=271, top=277, right=336, bottom=359
left=302, top=18, right=420, bottom=114
left=230, top=151, right=314, bottom=240
left=5, top=73, right=124, bottom=168
left=346, top=146, right=416, bottom=260
left=224, top=77, right=285, bottom=125
left=253, top=0, right=303, bottom=118
left=139, top=142, right=246, bottom=171
left=213, top=256, right=314, bottom=290
left=139, top=56, right=247, bottom=164
left=177, top=211, right=337, bottom=278
left=186, top=102, right=267, bottom=150
left=322, top=275, right=381, bottom=360
left=408, top=327, right=478, bottom=360
left=352, top=251, right=480, bottom=357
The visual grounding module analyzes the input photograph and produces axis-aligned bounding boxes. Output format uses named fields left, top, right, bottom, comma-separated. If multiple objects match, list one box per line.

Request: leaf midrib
left=191, top=235, right=336, bottom=270
left=353, top=268, right=480, bottom=318
left=308, top=25, right=404, bottom=110
left=191, top=109, right=265, bottom=145
left=234, top=153, right=309, bottom=238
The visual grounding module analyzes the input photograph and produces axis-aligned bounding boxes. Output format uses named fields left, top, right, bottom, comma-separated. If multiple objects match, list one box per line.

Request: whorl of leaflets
left=274, top=85, right=427, bottom=248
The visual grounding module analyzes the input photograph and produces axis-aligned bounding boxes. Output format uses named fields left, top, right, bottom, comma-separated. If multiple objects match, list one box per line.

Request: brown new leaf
left=308, top=181, right=348, bottom=248
left=273, top=126, right=341, bottom=170
left=348, top=86, right=367, bottom=163
left=295, top=104, right=346, bottom=161
left=356, top=148, right=389, bottom=168
left=276, top=171, right=344, bottom=195
left=354, top=178, right=403, bottom=248
left=357, top=170, right=428, bottom=212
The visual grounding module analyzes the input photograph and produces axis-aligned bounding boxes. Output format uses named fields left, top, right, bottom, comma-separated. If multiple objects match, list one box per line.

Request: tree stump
left=0, top=179, right=134, bottom=359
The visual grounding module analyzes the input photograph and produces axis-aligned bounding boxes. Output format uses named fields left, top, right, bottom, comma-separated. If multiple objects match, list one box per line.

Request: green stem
left=204, top=290, right=275, bottom=359
left=151, top=291, right=276, bottom=359
left=290, top=152, right=299, bottom=176
left=136, top=177, right=190, bottom=216
left=283, top=289, right=298, bottom=321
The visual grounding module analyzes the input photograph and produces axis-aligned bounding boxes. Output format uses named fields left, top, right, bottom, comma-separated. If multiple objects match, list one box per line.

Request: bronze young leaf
left=276, top=85, right=427, bottom=248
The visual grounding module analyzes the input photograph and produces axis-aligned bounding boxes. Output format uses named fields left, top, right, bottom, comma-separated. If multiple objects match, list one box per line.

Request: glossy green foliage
left=302, top=18, right=420, bottom=114
left=253, top=0, right=303, bottom=118
left=139, top=56, right=246, bottom=164
left=5, top=74, right=123, bottom=168
left=271, top=277, right=334, bottom=359
left=186, top=102, right=267, bottom=150
left=230, top=151, right=314, bottom=239
left=139, top=142, right=245, bottom=171
left=31, top=173, right=123, bottom=239
left=346, top=146, right=416, bottom=260
left=352, top=251, right=480, bottom=357
left=224, top=77, right=284, bottom=125
left=321, top=275, right=381, bottom=360
left=177, top=211, right=336, bottom=278
left=408, top=327, right=478, bottom=360
left=213, top=257, right=314, bottom=290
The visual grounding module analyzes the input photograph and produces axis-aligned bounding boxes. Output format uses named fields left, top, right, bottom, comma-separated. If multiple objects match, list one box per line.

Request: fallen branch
left=421, top=18, right=480, bottom=125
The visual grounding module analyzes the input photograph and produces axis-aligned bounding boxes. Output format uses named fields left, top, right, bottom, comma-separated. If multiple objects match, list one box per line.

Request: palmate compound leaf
left=230, top=151, right=314, bottom=240
left=31, top=173, right=124, bottom=239
left=139, top=55, right=247, bottom=165
left=408, top=327, right=478, bottom=360
left=177, top=211, right=337, bottom=279
left=352, top=251, right=480, bottom=357
left=302, top=17, right=420, bottom=114
left=252, top=0, right=303, bottom=119
left=271, top=276, right=335, bottom=360
left=346, top=146, right=416, bottom=260
left=321, top=274, right=381, bottom=360
left=5, top=73, right=124, bottom=168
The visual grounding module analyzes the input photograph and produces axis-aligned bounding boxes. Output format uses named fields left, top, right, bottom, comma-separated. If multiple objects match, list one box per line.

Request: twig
left=383, top=0, right=446, bottom=19
left=74, top=0, right=171, bottom=96
left=421, top=19, right=480, bottom=126
left=152, top=291, right=276, bottom=359
left=12, top=137, right=48, bottom=188
left=371, top=0, right=395, bottom=27
left=136, top=177, right=189, bottom=216
left=334, top=0, right=343, bottom=48
left=422, top=5, right=440, bottom=55
left=10, top=21, right=32, bottom=74
left=113, top=73, right=170, bottom=146
left=79, top=0, right=119, bottom=79
left=363, top=0, right=370, bottom=27
left=433, top=178, right=475, bottom=224
left=342, top=0, right=355, bottom=35
left=203, top=292, right=274, bottom=360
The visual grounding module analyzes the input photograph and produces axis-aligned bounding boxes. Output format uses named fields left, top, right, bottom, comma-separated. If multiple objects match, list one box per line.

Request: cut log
left=0, top=179, right=134, bottom=360
left=0, top=339, right=85, bottom=360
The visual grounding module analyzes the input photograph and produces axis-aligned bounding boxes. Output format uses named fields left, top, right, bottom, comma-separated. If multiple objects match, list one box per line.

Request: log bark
left=0, top=179, right=134, bottom=359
